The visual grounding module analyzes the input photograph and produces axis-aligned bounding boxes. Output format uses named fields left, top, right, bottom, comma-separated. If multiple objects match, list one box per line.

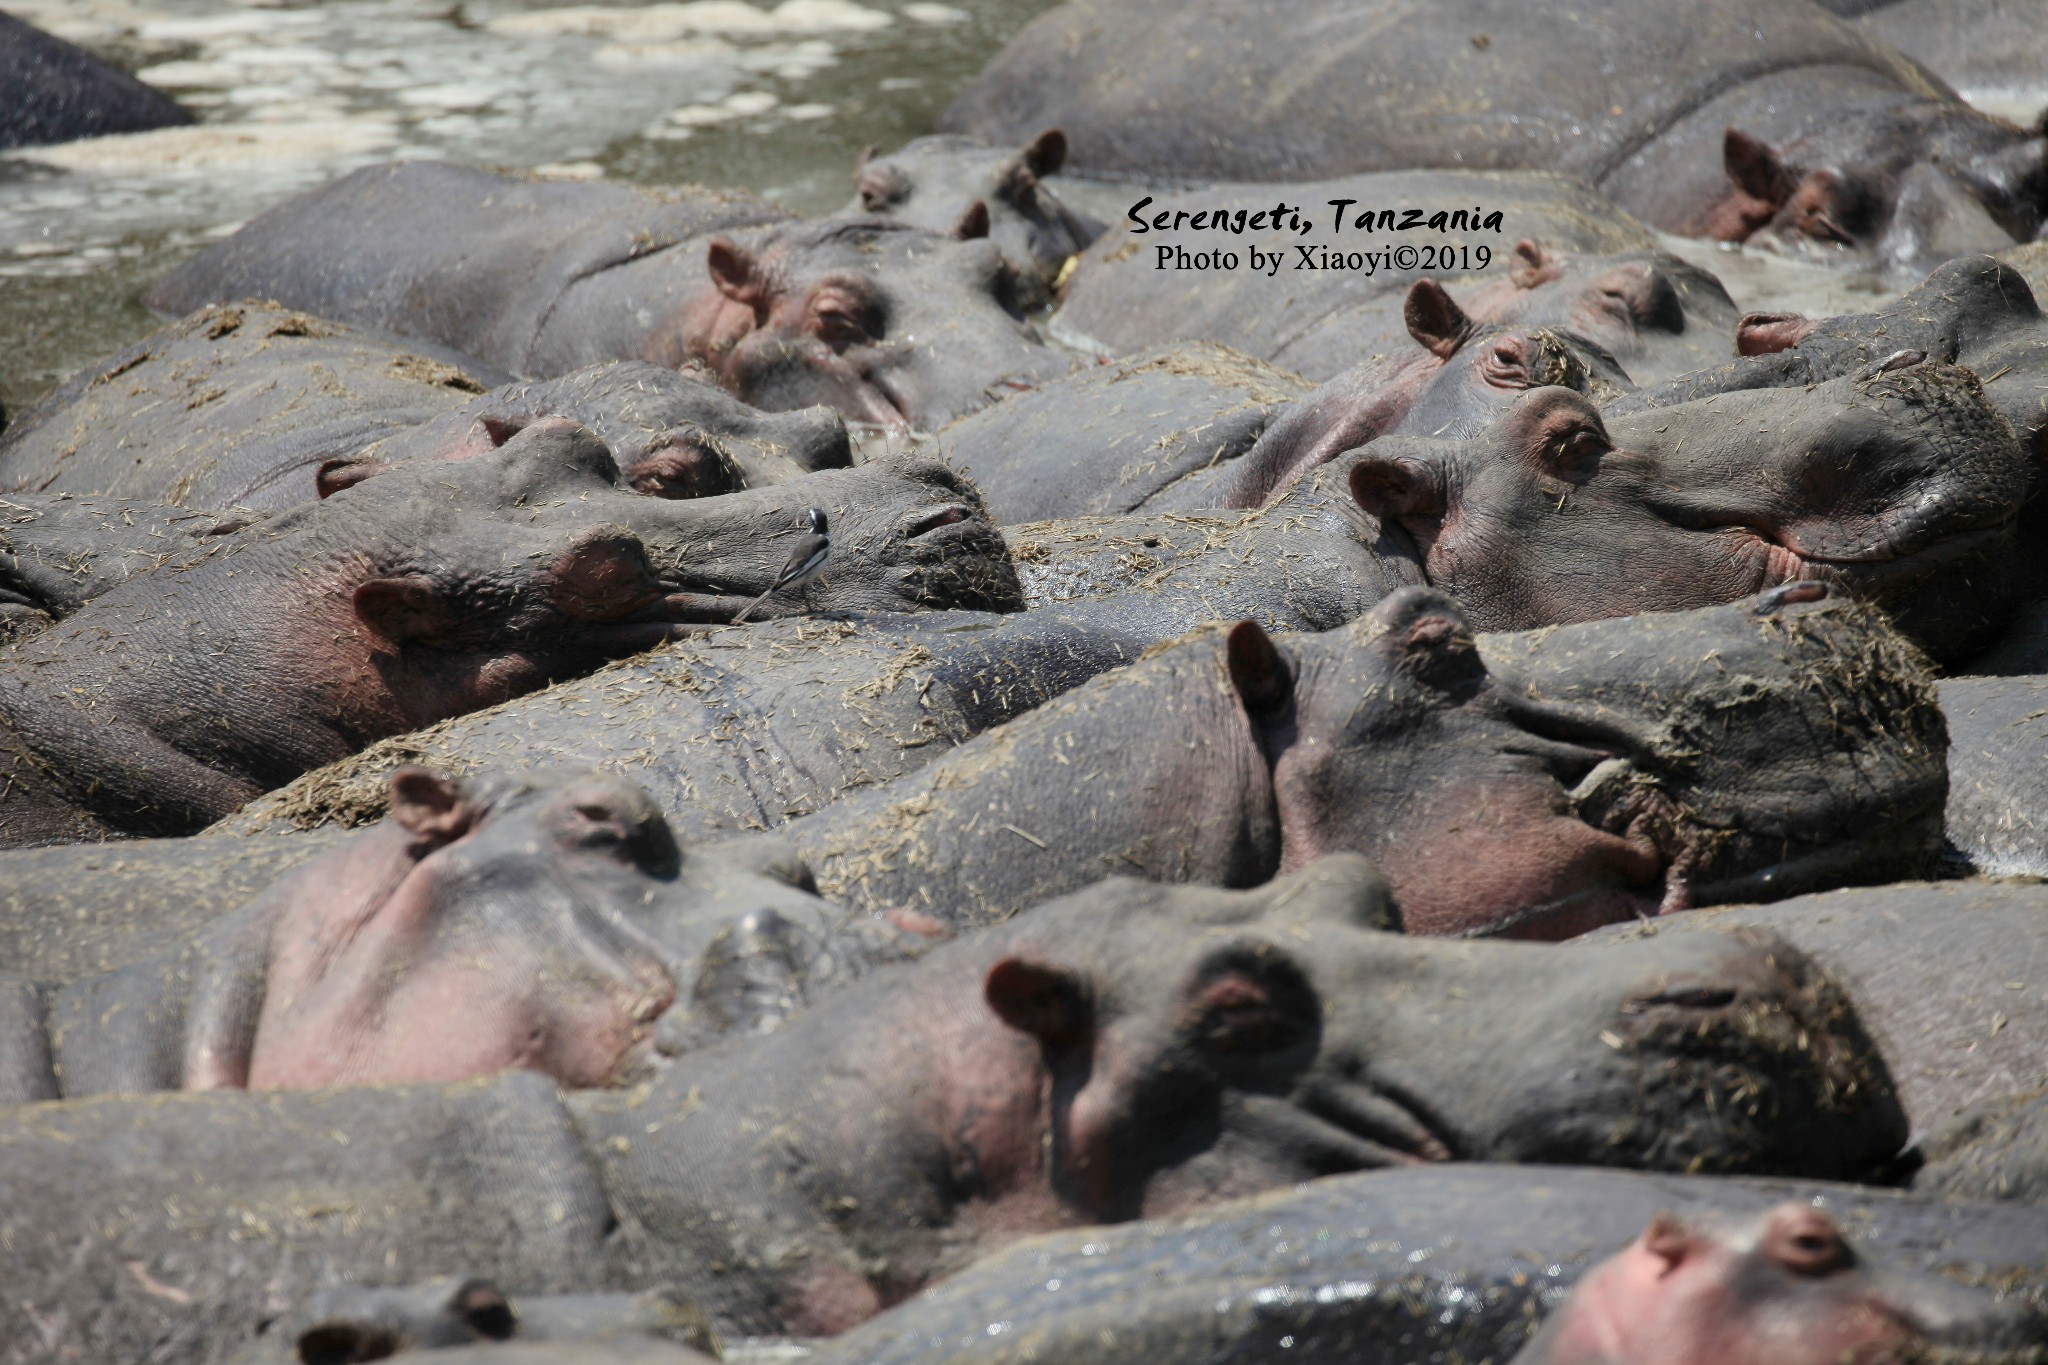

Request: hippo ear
left=1736, top=311, right=1820, bottom=356
left=1225, top=620, right=1295, bottom=721
left=1508, top=239, right=1560, bottom=289
left=1023, top=128, right=1068, bottom=177
left=315, top=458, right=387, bottom=499
left=353, top=574, right=455, bottom=644
left=949, top=199, right=991, bottom=240
left=1724, top=129, right=1795, bottom=206
left=387, top=767, right=478, bottom=841
left=706, top=237, right=767, bottom=307
left=1349, top=451, right=1446, bottom=522
left=986, top=956, right=1092, bottom=1050
left=1404, top=279, right=1476, bottom=360
left=853, top=143, right=880, bottom=172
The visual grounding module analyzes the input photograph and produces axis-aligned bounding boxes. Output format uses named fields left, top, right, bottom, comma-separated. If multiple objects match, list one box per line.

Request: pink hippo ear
left=853, top=142, right=880, bottom=173
left=1225, top=620, right=1295, bottom=720
left=1349, top=452, right=1446, bottom=523
left=1023, top=127, right=1068, bottom=178
left=985, top=956, right=1092, bottom=1049
left=1509, top=239, right=1561, bottom=289
left=706, top=237, right=768, bottom=308
left=1404, top=279, right=1478, bottom=360
left=352, top=574, right=455, bottom=644
left=386, top=766, right=478, bottom=842
left=1711, top=129, right=1797, bottom=241
left=1365, top=587, right=1483, bottom=690
left=949, top=198, right=991, bottom=240
left=1640, top=1210, right=1699, bottom=1270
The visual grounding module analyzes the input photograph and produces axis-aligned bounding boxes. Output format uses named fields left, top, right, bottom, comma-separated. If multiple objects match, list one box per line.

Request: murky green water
left=0, top=0, right=1061, bottom=417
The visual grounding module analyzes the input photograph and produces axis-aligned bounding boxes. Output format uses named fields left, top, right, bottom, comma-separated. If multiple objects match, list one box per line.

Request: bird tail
left=728, top=586, right=777, bottom=625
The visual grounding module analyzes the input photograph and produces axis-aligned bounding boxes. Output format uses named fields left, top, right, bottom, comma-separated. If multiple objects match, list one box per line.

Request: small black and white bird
left=731, top=506, right=830, bottom=623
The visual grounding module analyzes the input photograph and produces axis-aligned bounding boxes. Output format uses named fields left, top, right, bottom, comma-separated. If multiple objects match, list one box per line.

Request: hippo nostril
left=904, top=505, right=971, bottom=538
left=1632, top=985, right=1740, bottom=1011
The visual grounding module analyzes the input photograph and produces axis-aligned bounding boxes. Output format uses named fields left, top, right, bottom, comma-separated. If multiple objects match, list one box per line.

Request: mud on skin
left=766, top=587, right=1945, bottom=934
left=142, top=161, right=1073, bottom=434
left=1353, top=357, right=2035, bottom=662
left=0, top=421, right=1017, bottom=846
left=0, top=300, right=855, bottom=510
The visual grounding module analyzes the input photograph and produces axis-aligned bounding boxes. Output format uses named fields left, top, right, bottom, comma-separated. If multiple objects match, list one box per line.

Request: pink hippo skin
left=183, top=767, right=678, bottom=1092
left=1514, top=1203, right=2008, bottom=1365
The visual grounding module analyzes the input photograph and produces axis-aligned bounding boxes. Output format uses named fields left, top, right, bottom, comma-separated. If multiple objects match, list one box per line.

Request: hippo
left=1210, top=283, right=1634, bottom=510
left=228, top=1279, right=719, bottom=1364
left=0, top=301, right=852, bottom=509
left=0, top=10, right=191, bottom=150
left=0, top=856, right=1909, bottom=1357
left=809, top=1166, right=2048, bottom=1365
left=764, top=587, right=1944, bottom=933
left=1351, top=359, right=2034, bottom=661
left=0, top=493, right=254, bottom=643
left=1918, top=1089, right=2048, bottom=1207
left=930, top=342, right=1312, bottom=522
left=1578, top=880, right=2048, bottom=1136
left=848, top=131, right=1106, bottom=289
left=1935, top=674, right=2048, bottom=876
left=943, top=0, right=2048, bottom=273
left=1051, top=170, right=1665, bottom=379
left=0, top=766, right=942, bottom=1097
left=1611, top=256, right=2048, bottom=464
left=142, top=162, right=1071, bottom=433
left=1509, top=1202, right=2041, bottom=1365
left=0, top=422, right=1017, bottom=846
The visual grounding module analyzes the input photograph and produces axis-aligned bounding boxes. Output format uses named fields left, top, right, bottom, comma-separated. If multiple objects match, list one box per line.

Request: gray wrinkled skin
left=0, top=303, right=508, bottom=511
left=1357, top=361, right=2034, bottom=661
left=945, top=0, right=2045, bottom=273
left=1579, top=880, right=2048, bottom=1136
left=0, top=425, right=1018, bottom=845
left=809, top=1166, right=2048, bottom=1365
left=1919, top=1089, right=2048, bottom=1207
left=0, top=302, right=853, bottom=510
left=1937, top=674, right=2048, bottom=877
left=143, top=161, right=1071, bottom=432
left=767, top=590, right=1944, bottom=931
left=0, top=859, right=1908, bottom=1356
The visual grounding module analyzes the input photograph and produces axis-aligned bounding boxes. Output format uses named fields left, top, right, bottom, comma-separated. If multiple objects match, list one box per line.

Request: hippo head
left=1511, top=1203, right=2048, bottom=1365
left=204, top=767, right=683, bottom=1092
left=1349, top=360, right=2033, bottom=660
left=631, top=458, right=1024, bottom=621
left=1709, top=112, right=2048, bottom=275
left=1223, top=587, right=1945, bottom=938
left=850, top=130, right=1105, bottom=286
left=1226, top=281, right=1631, bottom=508
left=977, top=856, right=1902, bottom=1228
left=1395, top=279, right=1633, bottom=437
left=1464, top=239, right=1742, bottom=385
left=657, top=217, right=1072, bottom=435
left=332, top=360, right=853, bottom=501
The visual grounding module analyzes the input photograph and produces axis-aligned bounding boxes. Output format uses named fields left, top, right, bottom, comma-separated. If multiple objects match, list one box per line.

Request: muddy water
left=0, top=0, right=1060, bottom=415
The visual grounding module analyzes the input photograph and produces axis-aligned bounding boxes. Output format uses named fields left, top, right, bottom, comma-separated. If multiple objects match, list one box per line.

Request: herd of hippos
left=11, top=0, right=2048, bottom=1361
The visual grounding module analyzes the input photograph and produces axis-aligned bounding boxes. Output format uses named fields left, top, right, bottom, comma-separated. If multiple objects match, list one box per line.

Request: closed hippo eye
left=1766, top=1205, right=1853, bottom=1276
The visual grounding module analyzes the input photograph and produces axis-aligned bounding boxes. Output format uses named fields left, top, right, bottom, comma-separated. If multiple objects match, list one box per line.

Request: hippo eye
left=814, top=306, right=874, bottom=348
